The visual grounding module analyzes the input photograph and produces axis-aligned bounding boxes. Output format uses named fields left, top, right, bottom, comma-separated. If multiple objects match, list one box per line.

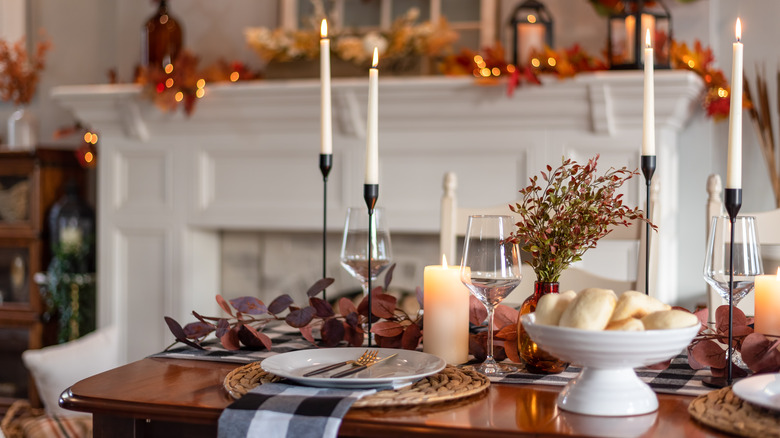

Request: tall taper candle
left=726, top=18, right=743, bottom=189
left=642, top=29, right=655, bottom=156
left=365, top=48, right=379, bottom=185
left=320, top=19, right=332, bottom=155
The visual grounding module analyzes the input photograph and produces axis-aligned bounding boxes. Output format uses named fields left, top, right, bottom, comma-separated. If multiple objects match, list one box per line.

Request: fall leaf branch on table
left=688, top=305, right=780, bottom=377
left=164, top=263, right=519, bottom=361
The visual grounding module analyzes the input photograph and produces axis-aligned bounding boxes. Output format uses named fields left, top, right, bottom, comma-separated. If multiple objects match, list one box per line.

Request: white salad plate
left=260, top=347, right=446, bottom=389
left=733, top=372, right=780, bottom=411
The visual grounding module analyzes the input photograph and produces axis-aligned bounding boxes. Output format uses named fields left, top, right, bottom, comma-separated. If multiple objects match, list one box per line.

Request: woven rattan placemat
left=223, top=362, right=489, bottom=408
left=688, top=386, right=780, bottom=437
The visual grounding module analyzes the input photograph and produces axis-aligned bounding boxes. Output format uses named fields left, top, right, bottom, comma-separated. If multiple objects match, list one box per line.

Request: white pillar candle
left=642, top=29, right=655, bottom=156
left=755, top=268, right=780, bottom=336
left=365, top=48, right=379, bottom=185
left=320, top=19, right=332, bottom=155
left=423, top=255, right=470, bottom=365
left=726, top=18, right=743, bottom=189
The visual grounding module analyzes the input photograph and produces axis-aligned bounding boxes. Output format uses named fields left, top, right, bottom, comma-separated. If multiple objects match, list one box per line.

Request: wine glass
left=340, top=207, right=392, bottom=295
left=703, top=215, right=763, bottom=368
left=460, top=215, right=522, bottom=376
left=703, top=215, right=763, bottom=307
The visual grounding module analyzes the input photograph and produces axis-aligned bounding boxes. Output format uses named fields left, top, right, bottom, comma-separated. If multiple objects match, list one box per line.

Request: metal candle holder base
left=320, top=154, right=332, bottom=301
left=364, top=183, right=378, bottom=347
left=724, top=187, right=742, bottom=387
left=641, top=155, right=656, bottom=296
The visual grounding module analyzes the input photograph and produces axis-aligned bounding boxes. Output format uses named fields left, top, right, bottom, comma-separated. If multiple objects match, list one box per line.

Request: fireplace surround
left=52, top=72, right=702, bottom=362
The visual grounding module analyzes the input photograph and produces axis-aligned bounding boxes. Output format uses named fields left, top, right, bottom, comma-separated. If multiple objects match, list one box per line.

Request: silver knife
left=331, top=353, right=399, bottom=378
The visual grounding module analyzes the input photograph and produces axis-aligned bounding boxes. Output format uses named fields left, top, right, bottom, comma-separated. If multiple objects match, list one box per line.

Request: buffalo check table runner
left=218, top=383, right=374, bottom=438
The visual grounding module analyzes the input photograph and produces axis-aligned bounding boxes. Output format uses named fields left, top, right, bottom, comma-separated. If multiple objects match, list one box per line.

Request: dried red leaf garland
left=687, top=304, right=780, bottom=375
left=164, top=264, right=427, bottom=351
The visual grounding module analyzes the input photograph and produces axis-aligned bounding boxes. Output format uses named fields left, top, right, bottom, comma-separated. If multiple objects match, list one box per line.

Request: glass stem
left=486, top=305, right=496, bottom=362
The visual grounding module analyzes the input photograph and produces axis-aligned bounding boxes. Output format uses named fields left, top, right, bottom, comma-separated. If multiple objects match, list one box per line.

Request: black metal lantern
left=608, top=0, right=671, bottom=69
left=510, top=0, right=553, bottom=67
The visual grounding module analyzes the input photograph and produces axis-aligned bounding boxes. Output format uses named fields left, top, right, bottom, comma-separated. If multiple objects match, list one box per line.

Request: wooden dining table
left=59, top=356, right=732, bottom=438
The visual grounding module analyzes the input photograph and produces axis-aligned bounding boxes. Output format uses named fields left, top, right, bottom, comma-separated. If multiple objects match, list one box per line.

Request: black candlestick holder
left=320, top=154, right=332, bottom=301
left=724, top=187, right=742, bottom=387
left=364, top=183, right=378, bottom=347
left=641, top=155, right=656, bottom=296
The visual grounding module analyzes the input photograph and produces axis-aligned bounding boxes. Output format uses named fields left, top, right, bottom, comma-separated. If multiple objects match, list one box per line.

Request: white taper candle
left=726, top=18, right=743, bottom=189
left=642, top=29, right=655, bottom=156
left=365, top=48, right=379, bottom=185
left=320, top=19, right=332, bottom=155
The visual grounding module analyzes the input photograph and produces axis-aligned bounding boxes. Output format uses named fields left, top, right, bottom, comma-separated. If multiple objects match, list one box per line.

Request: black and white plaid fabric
left=151, top=324, right=314, bottom=364
left=490, top=353, right=712, bottom=396
left=218, top=383, right=374, bottom=438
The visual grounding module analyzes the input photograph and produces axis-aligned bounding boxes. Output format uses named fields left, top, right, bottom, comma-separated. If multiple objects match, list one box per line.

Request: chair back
left=705, top=173, right=780, bottom=321
left=441, top=172, right=657, bottom=306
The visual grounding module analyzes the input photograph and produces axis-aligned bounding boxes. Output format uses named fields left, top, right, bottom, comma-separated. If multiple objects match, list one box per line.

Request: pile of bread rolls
left=534, top=288, right=699, bottom=331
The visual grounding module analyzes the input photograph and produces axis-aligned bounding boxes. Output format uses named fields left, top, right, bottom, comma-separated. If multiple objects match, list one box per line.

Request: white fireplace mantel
left=52, top=72, right=703, bottom=362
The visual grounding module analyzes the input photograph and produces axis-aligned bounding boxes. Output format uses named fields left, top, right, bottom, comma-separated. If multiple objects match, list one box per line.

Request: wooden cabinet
left=0, top=148, right=86, bottom=410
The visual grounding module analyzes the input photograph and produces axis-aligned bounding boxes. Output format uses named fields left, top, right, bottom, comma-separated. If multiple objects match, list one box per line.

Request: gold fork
left=302, top=350, right=377, bottom=377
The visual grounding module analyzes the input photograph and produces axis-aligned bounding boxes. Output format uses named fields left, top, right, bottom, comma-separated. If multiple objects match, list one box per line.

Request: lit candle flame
left=645, top=28, right=651, bottom=48
left=321, top=19, right=328, bottom=39
left=372, top=47, right=379, bottom=68
left=441, top=254, right=448, bottom=269
left=776, top=267, right=780, bottom=279
left=736, top=18, right=741, bottom=42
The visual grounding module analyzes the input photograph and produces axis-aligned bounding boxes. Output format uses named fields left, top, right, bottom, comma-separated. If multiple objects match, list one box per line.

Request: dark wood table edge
left=59, top=387, right=221, bottom=425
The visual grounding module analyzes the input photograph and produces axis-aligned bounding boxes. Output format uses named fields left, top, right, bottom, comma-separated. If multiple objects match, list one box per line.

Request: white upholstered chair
left=440, top=172, right=659, bottom=307
left=705, top=174, right=780, bottom=322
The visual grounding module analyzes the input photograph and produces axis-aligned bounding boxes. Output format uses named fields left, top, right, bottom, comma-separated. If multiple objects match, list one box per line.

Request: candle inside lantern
left=365, top=48, right=379, bottom=185
left=755, top=268, right=780, bottom=336
left=423, top=255, right=470, bottom=365
left=516, top=18, right=545, bottom=65
left=726, top=18, right=743, bottom=189
left=642, top=29, right=655, bottom=156
left=320, top=19, right=332, bottom=155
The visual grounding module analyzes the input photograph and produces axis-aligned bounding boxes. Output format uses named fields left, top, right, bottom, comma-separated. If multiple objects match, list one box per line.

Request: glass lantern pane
left=0, top=246, right=30, bottom=304
left=610, top=17, right=631, bottom=65
left=392, top=0, right=430, bottom=21
left=654, top=19, right=671, bottom=65
left=441, top=0, right=480, bottom=22
left=0, top=175, right=30, bottom=224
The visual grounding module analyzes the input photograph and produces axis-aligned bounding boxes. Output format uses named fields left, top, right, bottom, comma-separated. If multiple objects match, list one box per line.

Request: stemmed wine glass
left=703, top=215, right=763, bottom=365
left=460, top=215, right=522, bottom=376
left=340, top=207, right=392, bottom=295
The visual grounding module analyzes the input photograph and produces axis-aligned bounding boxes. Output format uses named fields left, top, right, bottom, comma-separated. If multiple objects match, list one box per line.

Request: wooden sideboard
left=0, top=148, right=87, bottom=410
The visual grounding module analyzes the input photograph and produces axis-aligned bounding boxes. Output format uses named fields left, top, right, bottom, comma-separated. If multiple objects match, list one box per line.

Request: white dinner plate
left=260, top=347, right=446, bottom=389
left=733, top=373, right=780, bottom=411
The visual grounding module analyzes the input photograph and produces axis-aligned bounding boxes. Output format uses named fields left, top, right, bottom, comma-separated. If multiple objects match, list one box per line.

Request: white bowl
left=520, top=313, right=699, bottom=416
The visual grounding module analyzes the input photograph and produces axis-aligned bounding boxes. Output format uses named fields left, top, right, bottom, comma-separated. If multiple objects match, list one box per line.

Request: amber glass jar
left=141, top=0, right=183, bottom=69
left=517, top=281, right=569, bottom=374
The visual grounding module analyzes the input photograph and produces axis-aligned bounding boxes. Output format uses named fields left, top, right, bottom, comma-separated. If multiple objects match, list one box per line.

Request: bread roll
left=641, top=309, right=699, bottom=330
left=606, top=318, right=645, bottom=331
left=610, top=291, right=671, bottom=322
left=558, top=288, right=617, bottom=330
left=534, top=290, right=577, bottom=326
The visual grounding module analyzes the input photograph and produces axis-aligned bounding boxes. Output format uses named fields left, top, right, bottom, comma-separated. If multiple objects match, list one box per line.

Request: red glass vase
left=518, top=281, right=569, bottom=374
